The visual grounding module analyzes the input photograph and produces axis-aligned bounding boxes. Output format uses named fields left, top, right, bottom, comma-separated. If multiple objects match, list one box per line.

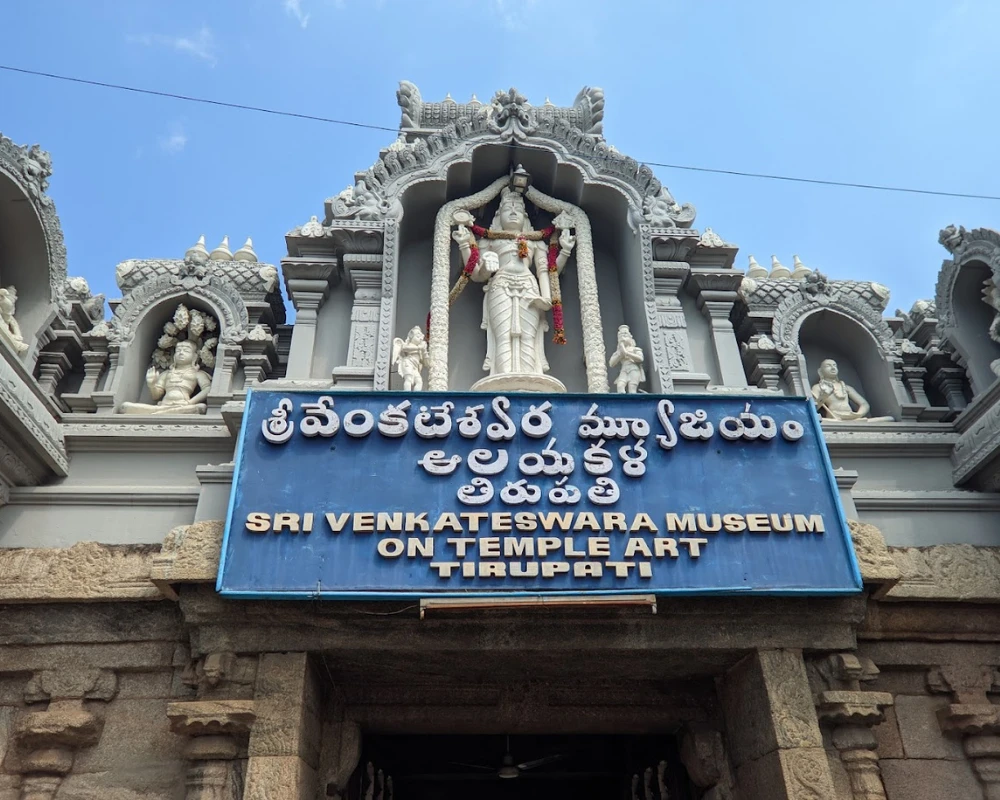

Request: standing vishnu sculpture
left=451, top=188, right=576, bottom=379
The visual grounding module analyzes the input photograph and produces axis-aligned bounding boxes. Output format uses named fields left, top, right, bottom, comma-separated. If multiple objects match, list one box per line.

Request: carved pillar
left=62, top=335, right=109, bottom=412
left=653, top=262, right=707, bottom=389
left=688, top=270, right=748, bottom=388
left=720, top=649, right=837, bottom=799
left=167, top=700, right=255, bottom=800
left=244, top=653, right=322, bottom=800
left=208, top=343, right=242, bottom=409
left=240, top=326, right=277, bottom=386
left=9, top=669, right=117, bottom=800
left=282, top=260, right=336, bottom=380
left=928, top=665, right=1000, bottom=799
left=333, top=255, right=383, bottom=388
left=680, top=726, right=736, bottom=800
left=931, top=367, right=969, bottom=410
left=813, top=654, right=893, bottom=800
left=741, top=334, right=785, bottom=391
left=35, top=349, right=71, bottom=397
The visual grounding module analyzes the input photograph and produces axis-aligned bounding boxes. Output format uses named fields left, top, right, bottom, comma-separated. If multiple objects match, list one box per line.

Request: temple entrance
left=352, top=734, right=695, bottom=800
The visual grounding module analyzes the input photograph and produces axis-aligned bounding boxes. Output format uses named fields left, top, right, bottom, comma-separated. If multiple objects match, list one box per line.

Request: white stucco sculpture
left=0, top=286, right=28, bottom=355
left=391, top=326, right=429, bottom=391
left=120, top=340, right=212, bottom=415
left=811, top=359, right=892, bottom=422
left=610, top=324, right=645, bottom=393
left=983, top=278, right=1000, bottom=377
left=452, top=188, right=575, bottom=386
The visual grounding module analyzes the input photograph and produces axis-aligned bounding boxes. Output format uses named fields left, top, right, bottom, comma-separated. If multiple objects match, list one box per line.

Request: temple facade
left=0, top=83, right=999, bottom=800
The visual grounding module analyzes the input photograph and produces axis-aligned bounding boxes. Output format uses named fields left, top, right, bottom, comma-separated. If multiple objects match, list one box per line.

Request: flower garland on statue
left=438, top=220, right=568, bottom=345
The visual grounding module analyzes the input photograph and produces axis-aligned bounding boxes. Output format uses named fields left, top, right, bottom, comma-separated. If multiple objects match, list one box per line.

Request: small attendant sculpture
left=811, top=359, right=892, bottom=422
left=610, top=324, right=645, bottom=393
left=0, top=286, right=28, bottom=355
left=121, top=340, right=211, bottom=415
left=391, top=326, right=429, bottom=391
left=452, top=188, right=575, bottom=379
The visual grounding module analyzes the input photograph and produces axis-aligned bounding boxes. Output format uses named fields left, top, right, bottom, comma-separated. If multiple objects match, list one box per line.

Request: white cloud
left=128, top=25, right=217, bottom=65
left=284, top=0, right=311, bottom=28
left=493, top=0, right=537, bottom=31
left=158, top=124, right=188, bottom=155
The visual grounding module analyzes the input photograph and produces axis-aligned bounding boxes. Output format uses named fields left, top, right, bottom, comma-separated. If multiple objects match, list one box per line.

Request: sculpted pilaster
left=167, top=700, right=256, bottom=800
left=282, top=260, right=336, bottom=379
left=688, top=269, right=748, bottom=388
left=927, top=664, right=1000, bottom=798
left=811, top=653, right=893, bottom=800
left=652, top=260, right=705, bottom=389
left=332, top=254, right=383, bottom=388
left=6, top=669, right=118, bottom=800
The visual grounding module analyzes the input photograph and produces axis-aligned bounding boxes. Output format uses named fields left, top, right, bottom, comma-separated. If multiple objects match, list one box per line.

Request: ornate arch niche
left=773, top=282, right=904, bottom=420
left=385, top=140, right=642, bottom=393
left=935, top=226, right=1000, bottom=397
left=0, top=136, right=68, bottom=362
left=104, top=273, right=249, bottom=413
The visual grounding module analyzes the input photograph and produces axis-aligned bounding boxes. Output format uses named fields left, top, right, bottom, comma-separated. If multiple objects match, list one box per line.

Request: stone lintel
left=150, top=520, right=224, bottom=600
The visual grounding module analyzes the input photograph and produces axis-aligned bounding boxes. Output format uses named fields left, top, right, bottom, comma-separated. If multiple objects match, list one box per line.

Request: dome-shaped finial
left=746, top=255, right=769, bottom=279
left=443, top=92, right=455, bottom=103
left=233, top=237, right=258, bottom=263
left=791, top=254, right=811, bottom=280
left=544, top=97, right=554, bottom=107
left=209, top=236, right=233, bottom=261
left=185, top=234, right=209, bottom=263
left=470, top=93, right=480, bottom=105
left=770, top=255, right=791, bottom=280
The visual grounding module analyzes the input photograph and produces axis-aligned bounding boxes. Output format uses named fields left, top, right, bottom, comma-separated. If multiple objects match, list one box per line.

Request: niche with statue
left=798, top=310, right=897, bottom=422
left=120, top=303, right=219, bottom=415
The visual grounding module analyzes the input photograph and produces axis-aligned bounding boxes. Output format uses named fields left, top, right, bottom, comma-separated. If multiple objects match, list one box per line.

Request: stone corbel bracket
left=150, top=520, right=224, bottom=601
left=847, top=520, right=901, bottom=599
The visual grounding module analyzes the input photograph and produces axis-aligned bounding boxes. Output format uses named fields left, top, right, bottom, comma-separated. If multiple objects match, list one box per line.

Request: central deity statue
left=120, top=340, right=212, bottom=415
left=452, top=189, right=575, bottom=384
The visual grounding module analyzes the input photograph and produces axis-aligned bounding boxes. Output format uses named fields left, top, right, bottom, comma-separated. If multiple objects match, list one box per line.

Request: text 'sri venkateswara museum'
left=1, top=84, right=999, bottom=800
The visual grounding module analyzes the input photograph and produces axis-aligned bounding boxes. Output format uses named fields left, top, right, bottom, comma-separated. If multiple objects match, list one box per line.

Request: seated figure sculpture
left=120, top=340, right=211, bottom=415
left=810, top=358, right=892, bottom=422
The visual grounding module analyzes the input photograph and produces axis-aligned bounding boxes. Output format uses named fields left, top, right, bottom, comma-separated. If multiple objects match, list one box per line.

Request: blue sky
left=2, top=0, right=999, bottom=316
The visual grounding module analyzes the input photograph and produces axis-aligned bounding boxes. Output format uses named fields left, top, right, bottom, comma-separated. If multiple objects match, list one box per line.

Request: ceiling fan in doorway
left=404, top=736, right=613, bottom=782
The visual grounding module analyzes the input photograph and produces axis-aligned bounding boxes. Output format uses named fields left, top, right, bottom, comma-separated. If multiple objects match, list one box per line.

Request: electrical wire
left=3, top=63, right=1000, bottom=202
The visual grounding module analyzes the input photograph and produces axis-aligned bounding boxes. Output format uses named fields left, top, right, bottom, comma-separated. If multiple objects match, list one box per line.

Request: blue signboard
left=217, top=390, right=862, bottom=598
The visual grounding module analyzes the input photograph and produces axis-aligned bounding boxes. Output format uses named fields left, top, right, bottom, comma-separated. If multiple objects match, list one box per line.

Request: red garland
left=547, top=236, right=566, bottom=345
left=464, top=243, right=480, bottom=275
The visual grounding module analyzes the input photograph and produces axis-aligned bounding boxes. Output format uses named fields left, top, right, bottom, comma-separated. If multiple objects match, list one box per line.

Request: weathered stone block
left=248, top=653, right=320, bottom=768
left=150, top=520, right=223, bottom=599
left=72, top=699, right=185, bottom=775
left=244, top=755, right=317, bottom=800
left=880, top=757, right=980, bottom=800
left=872, top=705, right=904, bottom=760
left=722, top=650, right=823, bottom=768
left=735, top=747, right=837, bottom=800
left=0, top=543, right=162, bottom=602
left=893, top=695, right=965, bottom=760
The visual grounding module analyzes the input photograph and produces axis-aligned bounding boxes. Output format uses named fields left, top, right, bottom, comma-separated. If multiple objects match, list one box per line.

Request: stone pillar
left=653, top=262, right=710, bottom=390
left=244, top=653, right=321, bottom=800
left=240, top=326, right=277, bottom=387
left=333, top=254, right=383, bottom=388
left=813, top=654, right=893, bottom=800
left=931, top=367, right=969, bottom=411
left=688, top=270, right=748, bottom=388
left=35, top=349, right=71, bottom=396
left=208, top=343, right=242, bottom=410
left=281, top=258, right=336, bottom=380
left=721, top=649, right=837, bottom=799
left=8, top=669, right=117, bottom=800
left=62, top=336, right=109, bottom=412
left=928, top=665, right=1000, bottom=799
left=168, top=700, right=255, bottom=800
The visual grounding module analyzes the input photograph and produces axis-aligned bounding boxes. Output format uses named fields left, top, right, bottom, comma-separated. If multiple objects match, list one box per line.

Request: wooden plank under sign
left=418, top=594, right=658, bottom=619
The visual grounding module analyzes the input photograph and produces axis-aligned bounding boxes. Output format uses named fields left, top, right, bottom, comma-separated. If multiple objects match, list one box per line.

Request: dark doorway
left=347, top=734, right=695, bottom=800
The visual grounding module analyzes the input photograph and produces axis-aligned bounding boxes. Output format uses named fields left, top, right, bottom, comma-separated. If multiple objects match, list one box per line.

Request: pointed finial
left=185, top=234, right=209, bottom=262
left=544, top=97, right=554, bottom=107
left=233, top=237, right=258, bottom=263
left=746, top=254, right=768, bottom=279
left=791, top=254, right=811, bottom=280
left=470, top=93, right=480, bottom=105
left=444, top=92, right=455, bottom=103
left=209, top=236, right=233, bottom=261
left=770, top=254, right=791, bottom=280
